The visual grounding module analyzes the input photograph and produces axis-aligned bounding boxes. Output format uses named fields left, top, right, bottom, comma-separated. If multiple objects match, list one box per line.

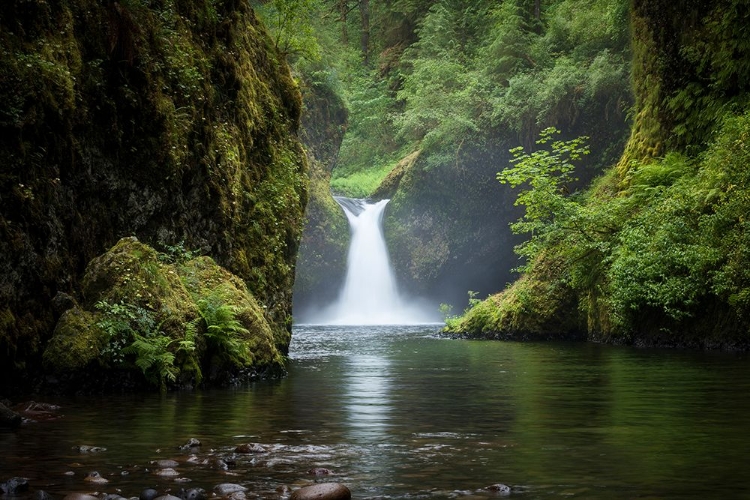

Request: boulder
left=0, top=477, right=28, bottom=495
left=290, top=483, right=351, bottom=500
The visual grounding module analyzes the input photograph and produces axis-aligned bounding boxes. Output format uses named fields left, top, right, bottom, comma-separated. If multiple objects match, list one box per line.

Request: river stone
left=180, top=438, right=201, bottom=450
left=140, top=488, right=159, bottom=500
left=0, top=477, right=29, bottom=495
left=289, top=483, right=351, bottom=500
left=64, top=494, right=100, bottom=500
left=154, top=495, right=182, bottom=500
left=179, top=487, right=206, bottom=500
left=307, top=468, right=331, bottom=476
left=34, top=490, right=55, bottom=500
left=153, top=459, right=179, bottom=468
left=83, top=471, right=108, bottom=483
left=74, top=445, right=107, bottom=453
left=213, top=484, right=247, bottom=495
left=484, top=483, right=511, bottom=495
left=154, top=468, right=180, bottom=477
left=235, top=443, right=267, bottom=454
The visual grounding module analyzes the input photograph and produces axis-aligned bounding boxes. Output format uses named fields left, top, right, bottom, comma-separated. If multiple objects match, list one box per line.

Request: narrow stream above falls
left=2, top=325, right=750, bottom=499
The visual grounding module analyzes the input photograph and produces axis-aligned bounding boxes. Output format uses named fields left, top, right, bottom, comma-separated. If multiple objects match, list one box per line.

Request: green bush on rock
left=43, top=237, right=284, bottom=391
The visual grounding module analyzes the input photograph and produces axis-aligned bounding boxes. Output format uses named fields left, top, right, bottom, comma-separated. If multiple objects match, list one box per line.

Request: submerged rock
left=180, top=438, right=201, bottom=450
left=234, top=443, right=267, bottom=454
left=213, top=484, right=247, bottom=496
left=63, top=494, right=100, bottom=500
left=289, top=483, right=351, bottom=500
left=140, top=488, right=159, bottom=500
left=73, top=445, right=107, bottom=453
left=0, top=477, right=29, bottom=495
left=484, top=483, right=511, bottom=495
left=83, top=471, right=108, bottom=484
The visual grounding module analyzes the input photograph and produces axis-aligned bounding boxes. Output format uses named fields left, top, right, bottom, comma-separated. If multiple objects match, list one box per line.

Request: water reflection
left=344, top=354, right=392, bottom=441
left=2, top=326, right=750, bottom=499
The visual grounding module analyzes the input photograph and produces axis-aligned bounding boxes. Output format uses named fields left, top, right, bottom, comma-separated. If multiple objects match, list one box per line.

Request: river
left=2, top=324, right=750, bottom=499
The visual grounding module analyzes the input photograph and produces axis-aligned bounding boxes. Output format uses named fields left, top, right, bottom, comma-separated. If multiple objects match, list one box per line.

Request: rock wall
left=0, top=0, right=307, bottom=390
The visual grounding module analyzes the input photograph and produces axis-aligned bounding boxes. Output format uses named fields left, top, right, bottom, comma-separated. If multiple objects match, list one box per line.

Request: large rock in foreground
left=43, top=238, right=284, bottom=392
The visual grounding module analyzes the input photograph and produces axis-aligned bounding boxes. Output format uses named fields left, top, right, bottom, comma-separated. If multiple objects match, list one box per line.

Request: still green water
left=2, top=325, right=750, bottom=499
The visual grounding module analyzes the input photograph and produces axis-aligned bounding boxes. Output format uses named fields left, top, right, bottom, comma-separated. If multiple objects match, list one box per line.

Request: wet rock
left=307, top=468, right=332, bottom=476
left=17, top=402, right=62, bottom=423
left=152, top=459, right=179, bottom=468
left=73, top=445, right=107, bottom=453
left=174, top=478, right=192, bottom=484
left=153, top=468, right=179, bottom=477
left=34, top=490, right=55, bottom=500
left=213, top=484, right=247, bottom=496
left=83, top=471, right=108, bottom=484
left=234, top=443, right=266, bottom=454
left=63, top=494, right=100, bottom=500
left=0, top=477, right=29, bottom=495
left=0, top=403, right=22, bottom=429
left=180, top=438, right=201, bottom=450
left=154, top=495, right=182, bottom=500
left=103, top=495, right=128, bottom=500
left=226, top=492, right=246, bottom=500
left=289, top=483, right=351, bottom=500
left=140, top=488, right=159, bottom=500
left=178, top=488, right=206, bottom=500
left=484, top=483, right=511, bottom=495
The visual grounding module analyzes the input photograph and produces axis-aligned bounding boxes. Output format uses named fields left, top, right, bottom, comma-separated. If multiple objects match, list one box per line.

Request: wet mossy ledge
left=44, top=238, right=284, bottom=392
left=0, top=0, right=307, bottom=391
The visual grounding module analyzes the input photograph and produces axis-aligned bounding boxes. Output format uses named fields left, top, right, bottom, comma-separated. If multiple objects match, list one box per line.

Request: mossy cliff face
left=292, top=79, right=349, bottom=317
left=0, top=0, right=307, bottom=389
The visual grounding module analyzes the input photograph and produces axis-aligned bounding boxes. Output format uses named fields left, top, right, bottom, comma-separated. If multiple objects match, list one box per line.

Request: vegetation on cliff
left=446, top=0, right=750, bottom=348
left=0, top=0, right=307, bottom=391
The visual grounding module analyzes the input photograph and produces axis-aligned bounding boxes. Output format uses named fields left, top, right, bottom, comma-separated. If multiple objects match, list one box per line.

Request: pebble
left=63, top=494, right=100, bottom=500
left=152, top=459, right=179, bottom=468
left=154, top=468, right=180, bottom=477
left=484, top=483, right=511, bottom=495
left=83, top=471, right=108, bottom=484
left=307, top=468, right=332, bottom=476
left=213, top=484, right=247, bottom=496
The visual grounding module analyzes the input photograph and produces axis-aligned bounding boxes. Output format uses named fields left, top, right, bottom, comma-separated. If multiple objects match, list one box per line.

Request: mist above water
left=303, top=197, right=439, bottom=325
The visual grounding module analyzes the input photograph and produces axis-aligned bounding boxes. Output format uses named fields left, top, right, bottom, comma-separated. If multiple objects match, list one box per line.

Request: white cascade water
left=312, top=197, right=438, bottom=325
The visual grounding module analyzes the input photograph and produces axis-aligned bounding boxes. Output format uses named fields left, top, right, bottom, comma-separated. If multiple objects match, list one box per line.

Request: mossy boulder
left=43, top=237, right=284, bottom=391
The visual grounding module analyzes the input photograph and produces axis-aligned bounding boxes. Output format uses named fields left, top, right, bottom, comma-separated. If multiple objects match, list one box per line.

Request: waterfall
left=310, top=197, right=438, bottom=325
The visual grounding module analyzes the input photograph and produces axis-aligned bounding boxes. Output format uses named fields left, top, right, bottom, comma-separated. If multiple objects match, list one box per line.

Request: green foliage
left=95, top=300, right=156, bottom=366
left=158, top=241, right=201, bottom=264
left=123, top=333, right=177, bottom=392
left=497, top=127, right=589, bottom=266
left=255, top=0, right=322, bottom=61
left=196, top=295, right=252, bottom=368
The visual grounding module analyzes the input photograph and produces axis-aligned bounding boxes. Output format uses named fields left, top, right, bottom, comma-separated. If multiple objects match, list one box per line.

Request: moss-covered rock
left=43, top=237, right=283, bottom=391
left=0, top=1, right=307, bottom=390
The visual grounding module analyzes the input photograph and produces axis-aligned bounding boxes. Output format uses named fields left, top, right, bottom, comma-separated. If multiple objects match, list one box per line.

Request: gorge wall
left=0, top=0, right=307, bottom=390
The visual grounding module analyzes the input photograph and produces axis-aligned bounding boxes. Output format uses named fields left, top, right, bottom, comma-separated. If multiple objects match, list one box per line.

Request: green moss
left=43, top=307, right=105, bottom=372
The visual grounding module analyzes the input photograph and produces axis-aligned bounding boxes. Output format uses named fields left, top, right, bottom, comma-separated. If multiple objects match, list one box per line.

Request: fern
left=123, top=334, right=177, bottom=392
left=196, top=297, right=252, bottom=368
